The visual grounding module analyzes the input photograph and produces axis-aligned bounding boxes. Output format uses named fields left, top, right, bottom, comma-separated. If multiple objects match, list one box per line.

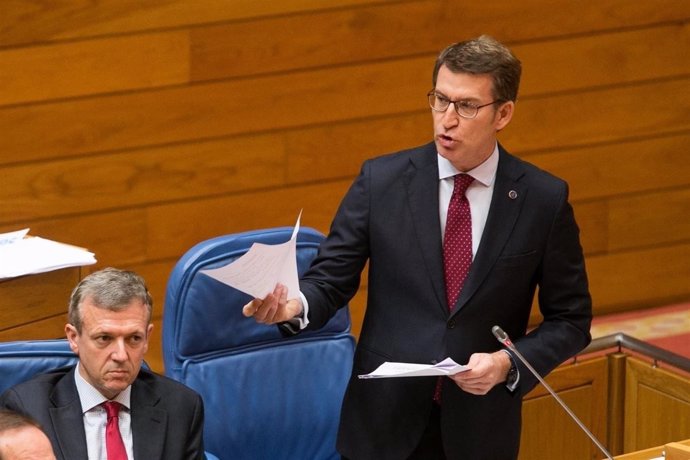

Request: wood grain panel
left=502, top=78, right=690, bottom=153
left=521, top=357, right=609, bottom=460
left=0, top=314, right=67, bottom=342
left=2, top=68, right=687, bottom=174
left=522, top=387, right=594, bottom=459
left=519, top=22, right=690, bottom=96
left=286, top=113, right=431, bottom=183
left=0, top=57, right=429, bottom=165
left=609, top=188, right=690, bottom=251
left=192, top=11, right=690, bottom=91
left=0, top=0, right=379, bottom=47
left=573, top=201, right=608, bottom=255
left=624, top=357, right=690, bottom=452
left=0, top=268, right=80, bottom=331
left=525, top=133, right=690, bottom=202
left=587, top=243, right=690, bottom=314
left=0, top=136, right=286, bottom=222
left=145, top=180, right=352, bottom=261
left=0, top=31, right=189, bottom=107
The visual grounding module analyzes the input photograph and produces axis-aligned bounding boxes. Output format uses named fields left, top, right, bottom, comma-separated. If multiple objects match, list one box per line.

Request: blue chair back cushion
left=163, top=227, right=355, bottom=460
left=0, top=339, right=77, bottom=395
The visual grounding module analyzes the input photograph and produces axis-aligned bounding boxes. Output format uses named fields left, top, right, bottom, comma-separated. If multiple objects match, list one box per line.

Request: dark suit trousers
left=342, top=403, right=447, bottom=460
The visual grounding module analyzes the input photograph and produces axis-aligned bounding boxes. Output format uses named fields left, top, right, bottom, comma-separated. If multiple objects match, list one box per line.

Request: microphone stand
left=492, top=325, right=614, bottom=460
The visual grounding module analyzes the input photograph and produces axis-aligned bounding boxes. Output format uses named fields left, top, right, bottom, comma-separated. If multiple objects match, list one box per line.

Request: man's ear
left=65, top=324, right=79, bottom=354
left=143, top=323, right=154, bottom=353
left=495, top=101, right=515, bottom=132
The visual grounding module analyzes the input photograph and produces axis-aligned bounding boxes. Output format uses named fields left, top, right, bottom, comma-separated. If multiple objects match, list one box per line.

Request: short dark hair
left=432, top=35, right=522, bottom=102
left=68, top=267, right=153, bottom=333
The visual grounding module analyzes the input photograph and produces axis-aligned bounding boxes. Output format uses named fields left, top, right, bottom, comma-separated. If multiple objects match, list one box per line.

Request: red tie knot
left=453, top=174, right=474, bottom=197
left=103, top=401, right=122, bottom=419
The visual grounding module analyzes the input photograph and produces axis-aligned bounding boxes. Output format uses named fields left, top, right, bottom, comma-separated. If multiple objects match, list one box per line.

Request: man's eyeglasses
left=427, top=91, right=503, bottom=119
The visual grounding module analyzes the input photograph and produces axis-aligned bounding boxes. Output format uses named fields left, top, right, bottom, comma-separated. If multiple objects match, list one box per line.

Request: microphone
left=492, top=325, right=613, bottom=460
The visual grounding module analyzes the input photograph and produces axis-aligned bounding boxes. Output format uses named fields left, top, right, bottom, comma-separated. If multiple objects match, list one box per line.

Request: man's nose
left=110, top=339, right=128, bottom=361
left=442, top=103, right=459, bottom=126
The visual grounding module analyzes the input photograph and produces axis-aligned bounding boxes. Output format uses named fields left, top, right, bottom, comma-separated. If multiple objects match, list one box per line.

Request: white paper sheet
left=0, top=229, right=97, bottom=279
left=358, top=357, right=470, bottom=379
left=200, top=212, right=302, bottom=299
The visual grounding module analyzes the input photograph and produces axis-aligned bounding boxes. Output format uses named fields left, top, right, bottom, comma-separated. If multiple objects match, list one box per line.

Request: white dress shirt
left=74, top=363, right=134, bottom=460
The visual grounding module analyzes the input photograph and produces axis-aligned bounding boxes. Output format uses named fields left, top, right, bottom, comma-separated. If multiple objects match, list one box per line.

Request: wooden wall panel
left=0, top=136, right=287, bottom=222
left=588, top=243, right=690, bottom=315
left=146, top=181, right=352, bottom=260
left=524, top=133, right=690, bottom=202
left=0, top=0, right=378, bottom=47
left=0, top=31, right=189, bottom=106
left=1, top=0, right=689, bottom=373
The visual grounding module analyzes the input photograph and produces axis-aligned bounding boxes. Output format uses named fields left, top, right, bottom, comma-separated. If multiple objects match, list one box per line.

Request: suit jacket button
left=447, top=318, right=456, bottom=329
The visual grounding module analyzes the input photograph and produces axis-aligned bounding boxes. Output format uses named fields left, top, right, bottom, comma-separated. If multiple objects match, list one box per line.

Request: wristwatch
left=501, top=349, right=519, bottom=387
left=506, top=359, right=518, bottom=386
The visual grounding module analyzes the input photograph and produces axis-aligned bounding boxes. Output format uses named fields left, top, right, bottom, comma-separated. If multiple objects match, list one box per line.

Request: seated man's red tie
left=103, top=401, right=127, bottom=460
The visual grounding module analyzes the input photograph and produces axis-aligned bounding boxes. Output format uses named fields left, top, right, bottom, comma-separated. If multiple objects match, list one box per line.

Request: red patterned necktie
left=443, top=174, right=474, bottom=309
left=103, top=401, right=127, bottom=460
left=435, top=174, right=474, bottom=404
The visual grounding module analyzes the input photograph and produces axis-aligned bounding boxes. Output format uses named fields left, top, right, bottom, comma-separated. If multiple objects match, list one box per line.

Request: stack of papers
left=0, top=229, right=97, bottom=279
left=358, top=357, right=470, bottom=379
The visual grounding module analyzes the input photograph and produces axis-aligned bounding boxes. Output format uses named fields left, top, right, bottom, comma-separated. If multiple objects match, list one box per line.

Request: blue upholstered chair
left=163, top=227, right=355, bottom=460
left=0, top=339, right=78, bottom=395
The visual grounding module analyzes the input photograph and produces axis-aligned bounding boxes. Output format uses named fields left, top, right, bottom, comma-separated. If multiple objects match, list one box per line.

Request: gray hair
left=68, top=267, right=153, bottom=333
left=432, top=35, right=522, bottom=102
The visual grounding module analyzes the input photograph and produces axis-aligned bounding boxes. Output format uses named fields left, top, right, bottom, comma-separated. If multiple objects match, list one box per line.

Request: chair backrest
left=0, top=339, right=78, bottom=395
left=163, top=227, right=355, bottom=460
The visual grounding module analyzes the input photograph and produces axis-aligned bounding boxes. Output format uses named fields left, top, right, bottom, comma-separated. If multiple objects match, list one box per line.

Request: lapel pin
left=508, top=190, right=518, bottom=200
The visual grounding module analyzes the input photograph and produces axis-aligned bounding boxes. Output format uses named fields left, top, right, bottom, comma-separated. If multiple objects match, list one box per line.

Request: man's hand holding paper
left=241, top=283, right=304, bottom=324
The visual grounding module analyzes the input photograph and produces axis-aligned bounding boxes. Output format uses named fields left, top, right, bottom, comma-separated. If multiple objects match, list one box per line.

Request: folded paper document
left=0, top=229, right=96, bottom=279
left=358, top=357, right=470, bottom=379
left=201, top=212, right=302, bottom=299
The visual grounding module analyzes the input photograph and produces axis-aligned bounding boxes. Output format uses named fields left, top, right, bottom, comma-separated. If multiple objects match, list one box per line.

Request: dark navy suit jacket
left=0, top=366, right=205, bottom=460
left=300, top=142, right=592, bottom=459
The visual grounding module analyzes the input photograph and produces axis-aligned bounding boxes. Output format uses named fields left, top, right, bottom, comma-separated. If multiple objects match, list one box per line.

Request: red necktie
left=443, top=174, right=474, bottom=309
left=103, top=401, right=127, bottom=460
left=435, top=174, right=474, bottom=403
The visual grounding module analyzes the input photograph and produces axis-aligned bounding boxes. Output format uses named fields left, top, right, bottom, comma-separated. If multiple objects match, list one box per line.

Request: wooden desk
left=0, top=267, right=82, bottom=341
left=615, top=439, right=690, bottom=459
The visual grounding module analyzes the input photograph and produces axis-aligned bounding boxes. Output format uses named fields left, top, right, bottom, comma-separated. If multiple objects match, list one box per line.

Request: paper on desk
left=200, top=212, right=302, bottom=299
left=0, top=229, right=97, bottom=279
left=358, top=357, right=470, bottom=379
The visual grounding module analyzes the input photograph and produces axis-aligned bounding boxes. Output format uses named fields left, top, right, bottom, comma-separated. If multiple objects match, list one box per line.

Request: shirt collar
left=74, top=362, right=132, bottom=413
left=437, top=143, right=499, bottom=187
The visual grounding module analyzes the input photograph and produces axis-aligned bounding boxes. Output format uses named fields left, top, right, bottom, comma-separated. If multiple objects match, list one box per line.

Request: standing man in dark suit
left=0, top=268, right=206, bottom=460
left=244, top=35, right=592, bottom=459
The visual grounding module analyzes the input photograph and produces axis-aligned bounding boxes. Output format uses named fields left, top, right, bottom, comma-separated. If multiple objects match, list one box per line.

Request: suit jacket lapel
left=49, top=368, right=89, bottom=460
left=403, top=143, right=448, bottom=314
left=131, top=376, right=168, bottom=459
left=453, top=147, right=527, bottom=316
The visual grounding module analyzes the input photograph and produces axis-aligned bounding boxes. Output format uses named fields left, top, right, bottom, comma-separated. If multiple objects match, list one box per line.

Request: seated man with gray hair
left=0, top=267, right=206, bottom=460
